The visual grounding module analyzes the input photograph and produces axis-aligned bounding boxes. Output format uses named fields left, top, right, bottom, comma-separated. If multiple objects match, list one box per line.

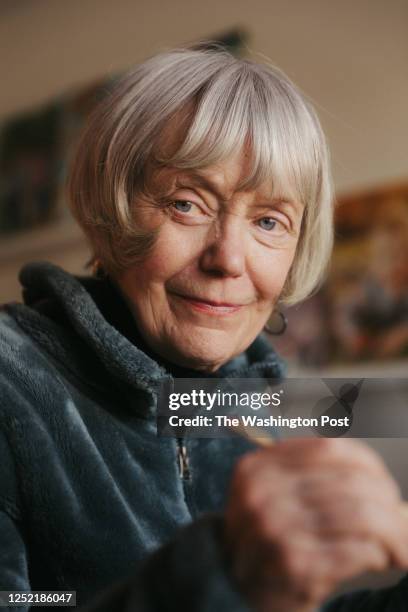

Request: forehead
left=149, top=162, right=302, bottom=213
left=178, top=148, right=269, bottom=198
left=149, top=107, right=304, bottom=208
left=153, top=143, right=286, bottom=194
left=177, top=169, right=273, bottom=205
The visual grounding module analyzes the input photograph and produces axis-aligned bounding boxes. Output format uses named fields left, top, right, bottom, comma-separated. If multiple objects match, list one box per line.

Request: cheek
left=252, top=247, right=297, bottom=301
left=126, top=226, right=200, bottom=286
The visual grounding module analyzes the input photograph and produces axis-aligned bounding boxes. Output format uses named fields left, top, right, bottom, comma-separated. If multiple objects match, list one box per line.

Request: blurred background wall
left=0, top=0, right=407, bottom=592
left=1, top=0, right=407, bottom=187
left=1, top=0, right=407, bottom=299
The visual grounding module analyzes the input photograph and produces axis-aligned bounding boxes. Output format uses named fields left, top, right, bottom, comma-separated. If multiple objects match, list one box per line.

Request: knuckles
left=278, top=544, right=310, bottom=580
left=227, top=440, right=404, bottom=608
left=234, top=438, right=386, bottom=472
left=269, top=542, right=332, bottom=604
left=297, top=437, right=364, bottom=461
left=310, top=438, right=389, bottom=474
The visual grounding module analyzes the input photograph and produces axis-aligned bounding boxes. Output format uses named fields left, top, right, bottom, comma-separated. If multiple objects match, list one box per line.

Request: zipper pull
left=177, top=441, right=191, bottom=481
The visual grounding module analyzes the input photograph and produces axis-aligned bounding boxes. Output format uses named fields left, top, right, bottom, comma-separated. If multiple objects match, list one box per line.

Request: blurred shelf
left=0, top=215, right=84, bottom=264
left=0, top=216, right=90, bottom=304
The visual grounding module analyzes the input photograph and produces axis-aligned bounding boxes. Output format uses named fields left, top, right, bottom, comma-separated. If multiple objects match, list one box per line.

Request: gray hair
left=68, top=46, right=334, bottom=304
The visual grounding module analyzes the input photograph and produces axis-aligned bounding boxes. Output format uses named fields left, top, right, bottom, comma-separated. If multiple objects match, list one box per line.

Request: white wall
left=1, top=0, right=407, bottom=192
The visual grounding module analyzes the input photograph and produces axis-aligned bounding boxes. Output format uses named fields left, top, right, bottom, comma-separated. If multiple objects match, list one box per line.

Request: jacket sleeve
left=80, top=514, right=250, bottom=612
left=0, top=513, right=31, bottom=600
left=0, top=429, right=31, bottom=611
left=80, top=515, right=408, bottom=612
left=1, top=428, right=407, bottom=612
left=0, top=420, right=248, bottom=612
left=320, top=576, right=408, bottom=612
left=1, top=493, right=408, bottom=612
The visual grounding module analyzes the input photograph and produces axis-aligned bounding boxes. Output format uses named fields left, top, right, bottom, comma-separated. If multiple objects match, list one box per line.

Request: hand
left=225, top=438, right=408, bottom=612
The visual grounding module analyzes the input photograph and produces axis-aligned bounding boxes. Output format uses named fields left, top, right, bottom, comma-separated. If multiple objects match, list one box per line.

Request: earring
left=263, top=309, right=287, bottom=335
left=91, top=258, right=106, bottom=278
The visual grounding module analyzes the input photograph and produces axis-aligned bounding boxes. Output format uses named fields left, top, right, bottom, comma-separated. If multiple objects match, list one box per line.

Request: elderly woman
left=0, top=46, right=408, bottom=612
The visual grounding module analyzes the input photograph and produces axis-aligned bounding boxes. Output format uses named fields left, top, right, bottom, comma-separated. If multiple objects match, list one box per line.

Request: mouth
left=170, top=292, right=246, bottom=315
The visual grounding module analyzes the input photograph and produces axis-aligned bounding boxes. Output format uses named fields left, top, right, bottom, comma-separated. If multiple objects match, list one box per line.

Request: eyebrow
left=176, top=171, right=230, bottom=204
left=175, top=170, right=303, bottom=213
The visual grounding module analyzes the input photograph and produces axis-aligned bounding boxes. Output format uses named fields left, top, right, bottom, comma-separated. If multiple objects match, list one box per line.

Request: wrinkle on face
left=116, top=140, right=304, bottom=371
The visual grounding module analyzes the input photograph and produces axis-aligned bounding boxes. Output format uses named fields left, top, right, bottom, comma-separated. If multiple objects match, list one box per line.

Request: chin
left=170, top=327, right=242, bottom=372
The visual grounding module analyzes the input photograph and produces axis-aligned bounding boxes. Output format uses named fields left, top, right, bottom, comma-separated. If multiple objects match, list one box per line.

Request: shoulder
left=0, top=307, right=38, bottom=380
left=0, top=307, right=27, bottom=349
left=0, top=427, right=21, bottom=519
left=0, top=304, right=115, bottom=426
left=0, top=306, right=73, bottom=415
left=0, top=305, right=55, bottom=374
left=0, top=312, right=28, bottom=515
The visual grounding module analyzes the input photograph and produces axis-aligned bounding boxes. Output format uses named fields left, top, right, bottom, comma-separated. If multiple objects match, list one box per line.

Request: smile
left=171, top=293, right=245, bottom=316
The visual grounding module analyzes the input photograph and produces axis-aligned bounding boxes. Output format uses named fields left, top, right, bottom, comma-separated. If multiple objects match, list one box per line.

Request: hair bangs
left=155, top=63, right=323, bottom=213
left=160, top=64, right=250, bottom=170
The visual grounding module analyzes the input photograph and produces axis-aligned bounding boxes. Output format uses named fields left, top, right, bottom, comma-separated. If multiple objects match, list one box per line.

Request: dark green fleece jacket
left=0, top=262, right=407, bottom=611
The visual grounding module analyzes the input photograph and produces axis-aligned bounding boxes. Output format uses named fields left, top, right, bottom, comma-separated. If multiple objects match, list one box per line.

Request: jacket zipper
left=176, top=438, right=200, bottom=518
left=177, top=438, right=191, bottom=481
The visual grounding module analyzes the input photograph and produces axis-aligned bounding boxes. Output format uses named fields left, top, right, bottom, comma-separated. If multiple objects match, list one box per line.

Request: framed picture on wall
left=273, top=182, right=408, bottom=367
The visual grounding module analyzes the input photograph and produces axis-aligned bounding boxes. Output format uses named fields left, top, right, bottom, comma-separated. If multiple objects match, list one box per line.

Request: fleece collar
left=7, top=262, right=286, bottom=397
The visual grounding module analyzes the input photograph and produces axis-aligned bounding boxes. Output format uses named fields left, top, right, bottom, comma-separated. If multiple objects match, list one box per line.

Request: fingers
left=250, top=438, right=392, bottom=479
left=226, top=437, right=408, bottom=610
left=230, top=481, right=408, bottom=571
left=308, top=497, right=408, bottom=567
left=295, top=468, right=402, bottom=506
left=292, top=466, right=408, bottom=568
left=317, top=537, right=389, bottom=582
left=248, top=534, right=389, bottom=606
left=232, top=469, right=408, bottom=570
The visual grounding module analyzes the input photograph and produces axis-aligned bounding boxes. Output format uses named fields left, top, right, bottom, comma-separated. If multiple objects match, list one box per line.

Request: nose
left=199, top=214, right=246, bottom=278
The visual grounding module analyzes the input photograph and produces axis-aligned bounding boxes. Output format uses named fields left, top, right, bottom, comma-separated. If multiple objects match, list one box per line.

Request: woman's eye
left=258, top=217, right=277, bottom=231
left=172, top=200, right=195, bottom=213
left=167, top=198, right=210, bottom=225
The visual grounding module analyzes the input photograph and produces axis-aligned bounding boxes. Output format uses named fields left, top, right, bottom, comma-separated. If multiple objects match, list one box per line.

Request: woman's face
left=115, top=149, right=303, bottom=372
